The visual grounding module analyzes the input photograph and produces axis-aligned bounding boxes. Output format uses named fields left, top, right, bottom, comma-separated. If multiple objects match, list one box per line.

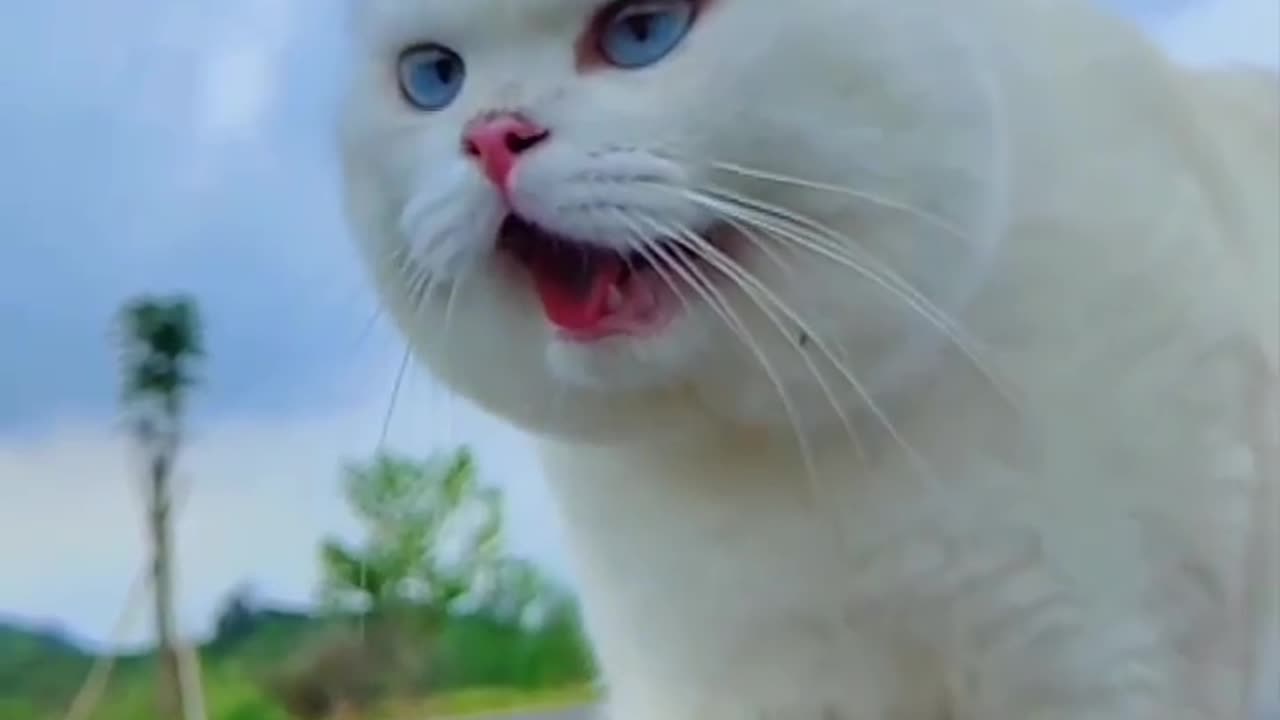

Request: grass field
left=408, top=684, right=600, bottom=718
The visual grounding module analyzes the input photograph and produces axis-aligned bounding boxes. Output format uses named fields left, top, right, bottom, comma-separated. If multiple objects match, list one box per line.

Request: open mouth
left=497, top=214, right=722, bottom=341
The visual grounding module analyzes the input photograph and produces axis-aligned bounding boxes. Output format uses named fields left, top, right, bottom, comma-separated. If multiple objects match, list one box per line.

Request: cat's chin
left=541, top=313, right=709, bottom=394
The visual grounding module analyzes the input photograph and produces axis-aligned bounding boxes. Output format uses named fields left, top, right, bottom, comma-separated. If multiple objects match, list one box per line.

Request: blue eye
left=598, top=0, right=696, bottom=69
left=397, top=44, right=465, bottom=111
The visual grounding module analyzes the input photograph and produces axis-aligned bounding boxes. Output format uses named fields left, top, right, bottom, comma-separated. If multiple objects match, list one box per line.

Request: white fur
left=339, top=0, right=1279, bottom=717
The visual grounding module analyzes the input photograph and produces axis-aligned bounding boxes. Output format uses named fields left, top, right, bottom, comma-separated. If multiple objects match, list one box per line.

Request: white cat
left=338, top=0, right=1279, bottom=718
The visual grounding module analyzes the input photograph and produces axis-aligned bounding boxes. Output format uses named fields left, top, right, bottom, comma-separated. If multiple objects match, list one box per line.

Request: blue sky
left=0, top=0, right=1275, bottom=650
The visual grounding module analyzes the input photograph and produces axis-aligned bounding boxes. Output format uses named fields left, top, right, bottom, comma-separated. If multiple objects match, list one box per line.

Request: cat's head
left=340, top=0, right=1006, bottom=446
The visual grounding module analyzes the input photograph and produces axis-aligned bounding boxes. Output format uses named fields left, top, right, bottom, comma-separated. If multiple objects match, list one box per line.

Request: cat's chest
left=543, top=443, right=972, bottom=717
left=540, top=420, right=1245, bottom=718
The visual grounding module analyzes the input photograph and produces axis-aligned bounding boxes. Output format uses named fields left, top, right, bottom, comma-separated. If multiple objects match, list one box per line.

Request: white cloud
left=191, top=0, right=324, bottom=143
left=1152, top=0, right=1280, bottom=67
left=195, top=44, right=278, bottom=139
left=0, top=368, right=568, bottom=650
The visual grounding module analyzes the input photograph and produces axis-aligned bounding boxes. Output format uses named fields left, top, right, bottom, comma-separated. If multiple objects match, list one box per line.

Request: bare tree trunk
left=178, top=642, right=208, bottom=720
left=150, top=454, right=184, bottom=720
left=63, top=575, right=149, bottom=720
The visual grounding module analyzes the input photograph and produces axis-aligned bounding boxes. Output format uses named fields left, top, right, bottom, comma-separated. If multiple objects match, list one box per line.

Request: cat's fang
left=606, top=285, right=624, bottom=312
left=530, top=252, right=626, bottom=332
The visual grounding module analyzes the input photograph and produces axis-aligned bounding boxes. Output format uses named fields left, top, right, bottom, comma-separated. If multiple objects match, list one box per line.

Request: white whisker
left=659, top=217, right=935, bottom=482
left=378, top=346, right=412, bottom=451
left=641, top=214, right=889, bottom=620
left=626, top=212, right=822, bottom=485
left=442, top=270, right=470, bottom=346
left=706, top=160, right=972, bottom=242
left=612, top=211, right=693, bottom=313
left=674, top=183, right=1020, bottom=412
left=635, top=212, right=869, bottom=466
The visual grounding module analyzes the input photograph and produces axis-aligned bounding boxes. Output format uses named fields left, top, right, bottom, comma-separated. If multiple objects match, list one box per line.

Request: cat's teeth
left=606, top=286, right=624, bottom=312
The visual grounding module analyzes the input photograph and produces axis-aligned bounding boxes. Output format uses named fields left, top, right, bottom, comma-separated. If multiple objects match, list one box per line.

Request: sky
left=0, top=0, right=1276, bottom=652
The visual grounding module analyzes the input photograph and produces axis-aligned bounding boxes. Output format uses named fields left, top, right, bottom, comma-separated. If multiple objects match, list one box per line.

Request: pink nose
left=462, top=113, right=550, bottom=192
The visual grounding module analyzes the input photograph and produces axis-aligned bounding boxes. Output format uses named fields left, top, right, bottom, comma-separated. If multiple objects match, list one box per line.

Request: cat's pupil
left=624, top=14, right=654, bottom=42
left=434, top=59, right=454, bottom=84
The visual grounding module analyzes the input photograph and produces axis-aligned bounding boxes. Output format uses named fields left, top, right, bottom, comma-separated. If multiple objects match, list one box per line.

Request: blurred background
left=0, top=0, right=1275, bottom=718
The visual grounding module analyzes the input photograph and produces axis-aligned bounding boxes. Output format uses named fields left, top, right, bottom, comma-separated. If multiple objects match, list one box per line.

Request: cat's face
left=341, top=0, right=1003, bottom=445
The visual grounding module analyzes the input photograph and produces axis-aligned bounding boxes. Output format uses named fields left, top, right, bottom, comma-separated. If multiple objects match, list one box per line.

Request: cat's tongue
left=530, top=252, right=626, bottom=333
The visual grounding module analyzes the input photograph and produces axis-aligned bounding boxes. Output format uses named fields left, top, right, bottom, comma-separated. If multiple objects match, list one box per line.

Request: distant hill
left=0, top=621, right=95, bottom=704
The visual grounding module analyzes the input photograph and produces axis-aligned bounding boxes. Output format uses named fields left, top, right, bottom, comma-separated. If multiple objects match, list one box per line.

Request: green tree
left=484, top=556, right=568, bottom=628
left=319, top=447, right=503, bottom=619
left=316, top=447, right=598, bottom=694
left=211, top=585, right=259, bottom=648
left=117, top=295, right=205, bottom=720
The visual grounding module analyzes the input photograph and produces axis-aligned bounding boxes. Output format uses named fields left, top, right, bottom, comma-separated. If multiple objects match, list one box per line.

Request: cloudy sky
left=1, top=0, right=1276, bottom=651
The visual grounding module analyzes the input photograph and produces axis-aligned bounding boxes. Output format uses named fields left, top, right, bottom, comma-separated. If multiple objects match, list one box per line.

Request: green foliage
left=0, top=623, right=91, bottom=705
left=266, top=630, right=396, bottom=719
left=0, top=446, right=597, bottom=720
left=303, top=447, right=597, bottom=709
left=116, top=295, right=204, bottom=438
left=212, top=692, right=291, bottom=720
left=0, top=604, right=595, bottom=720
left=0, top=698, right=43, bottom=720
left=204, top=590, right=325, bottom=671
left=430, top=611, right=596, bottom=690
left=320, top=448, right=503, bottom=615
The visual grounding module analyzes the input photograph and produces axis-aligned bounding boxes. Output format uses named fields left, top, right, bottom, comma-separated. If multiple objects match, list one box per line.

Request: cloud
left=0, top=366, right=565, bottom=650
left=0, top=0, right=362, bottom=430
left=1152, top=0, right=1280, bottom=67
left=0, top=0, right=444, bottom=650
left=197, top=46, right=278, bottom=138
left=1103, top=0, right=1199, bottom=20
left=190, top=0, right=298, bottom=141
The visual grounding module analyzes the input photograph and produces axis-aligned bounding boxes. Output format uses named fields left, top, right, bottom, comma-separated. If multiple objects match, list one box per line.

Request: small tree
left=314, top=447, right=597, bottom=695
left=211, top=584, right=260, bottom=647
left=482, top=556, right=566, bottom=629
left=315, top=447, right=504, bottom=697
left=117, top=295, right=205, bottom=720
left=319, top=447, right=502, bottom=619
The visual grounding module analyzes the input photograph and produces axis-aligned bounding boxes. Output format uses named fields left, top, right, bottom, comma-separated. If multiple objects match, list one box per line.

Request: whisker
left=625, top=213, right=822, bottom=485
left=416, top=269, right=447, bottom=313
left=636, top=213, right=869, bottom=466
left=708, top=214, right=872, bottom=464
left=658, top=217, right=935, bottom=482
left=700, top=183, right=970, bottom=335
left=352, top=307, right=384, bottom=356
left=671, top=184, right=1020, bottom=412
left=641, top=215, right=890, bottom=624
left=378, top=346, right=412, bottom=451
left=705, top=160, right=972, bottom=242
left=697, top=187, right=966, bottom=341
left=612, top=211, right=693, bottom=314
left=441, top=269, right=470, bottom=346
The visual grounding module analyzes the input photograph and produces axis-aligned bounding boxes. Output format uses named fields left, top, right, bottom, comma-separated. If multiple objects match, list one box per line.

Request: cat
left=338, top=0, right=1279, bottom=717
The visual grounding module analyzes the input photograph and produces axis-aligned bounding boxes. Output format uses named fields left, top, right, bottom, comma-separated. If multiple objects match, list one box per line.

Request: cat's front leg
left=946, top=617, right=1190, bottom=720
left=926, top=531, right=1193, bottom=720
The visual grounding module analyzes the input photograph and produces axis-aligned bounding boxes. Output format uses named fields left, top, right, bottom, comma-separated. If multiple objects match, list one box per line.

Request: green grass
left=1, top=609, right=598, bottom=720
left=405, top=683, right=601, bottom=718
